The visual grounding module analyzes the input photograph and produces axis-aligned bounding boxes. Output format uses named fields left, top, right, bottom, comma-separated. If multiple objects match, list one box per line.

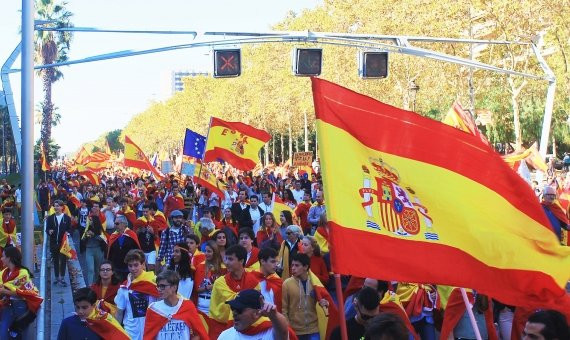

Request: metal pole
left=460, top=288, right=483, bottom=340
left=22, top=0, right=35, bottom=272
left=538, top=80, right=556, bottom=158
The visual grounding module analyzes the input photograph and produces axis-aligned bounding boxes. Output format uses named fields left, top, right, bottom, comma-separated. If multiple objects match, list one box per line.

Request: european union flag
left=183, top=128, right=206, bottom=160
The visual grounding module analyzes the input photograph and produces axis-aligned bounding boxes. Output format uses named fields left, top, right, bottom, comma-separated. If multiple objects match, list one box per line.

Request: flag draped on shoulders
left=204, top=117, right=270, bottom=171
left=85, top=300, right=130, bottom=340
left=309, top=271, right=338, bottom=340
left=124, top=136, right=164, bottom=179
left=121, top=270, right=159, bottom=297
left=108, top=229, right=140, bottom=254
left=144, top=298, right=208, bottom=340
left=0, top=267, right=43, bottom=314
left=194, top=163, right=224, bottom=198
left=59, top=232, right=78, bottom=260
left=311, top=77, right=570, bottom=313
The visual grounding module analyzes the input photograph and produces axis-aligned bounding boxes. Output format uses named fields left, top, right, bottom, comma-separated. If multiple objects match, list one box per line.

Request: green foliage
left=34, top=138, right=60, bottom=161
left=88, top=0, right=570, bottom=157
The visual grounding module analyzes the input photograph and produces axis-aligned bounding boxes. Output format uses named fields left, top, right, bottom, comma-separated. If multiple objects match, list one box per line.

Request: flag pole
left=334, top=273, right=349, bottom=340
left=460, top=288, right=483, bottom=340
left=197, top=117, right=214, bottom=181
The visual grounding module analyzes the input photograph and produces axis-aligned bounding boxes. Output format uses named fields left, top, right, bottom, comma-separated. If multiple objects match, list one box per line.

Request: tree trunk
left=288, top=118, right=293, bottom=162
left=271, top=136, right=275, bottom=164
left=508, top=77, right=527, bottom=150
left=304, top=111, right=309, bottom=152
left=280, top=134, right=284, bottom=165
left=41, top=69, right=54, bottom=158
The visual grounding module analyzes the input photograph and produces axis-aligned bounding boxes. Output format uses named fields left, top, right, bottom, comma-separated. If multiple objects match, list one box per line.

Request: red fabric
left=310, top=255, right=329, bottom=285
left=343, top=276, right=365, bottom=301
left=150, top=212, right=168, bottom=233
left=328, top=223, right=570, bottom=313
left=108, top=228, right=141, bottom=253
left=124, top=278, right=160, bottom=298
left=117, top=210, right=137, bottom=227
left=511, top=307, right=534, bottom=340
left=380, top=301, right=420, bottom=340
left=241, top=319, right=272, bottom=335
left=542, top=201, right=570, bottom=225
left=313, top=284, right=339, bottom=340
left=133, top=217, right=151, bottom=232
left=316, top=226, right=329, bottom=241
left=295, top=202, right=312, bottom=233
left=245, top=247, right=260, bottom=269
left=225, top=271, right=260, bottom=292
left=164, top=194, right=185, bottom=219
left=251, top=271, right=283, bottom=312
left=90, top=283, right=120, bottom=307
left=256, top=229, right=283, bottom=247
left=143, top=299, right=208, bottom=340
left=440, top=289, right=498, bottom=340
left=219, top=219, right=238, bottom=237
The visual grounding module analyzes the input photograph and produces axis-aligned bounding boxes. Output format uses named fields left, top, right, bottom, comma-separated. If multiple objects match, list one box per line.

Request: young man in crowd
left=209, top=244, right=260, bottom=339
left=218, top=289, right=290, bottom=340
left=253, top=247, right=283, bottom=312
left=115, top=249, right=159, bottom=340
left=238, top=228, right=260, bottom=271
left=331, top=287, right=380, bottom=340
left=144, top=270, right=208, bottom=340
left=45, top=200, right=72, bottom=287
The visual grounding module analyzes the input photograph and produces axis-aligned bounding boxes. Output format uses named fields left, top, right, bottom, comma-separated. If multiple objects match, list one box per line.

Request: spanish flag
left=124, top=136, right=163, bottom=179
left=442, top=100, right=489, bottom=146
left=312, top=78, right=570, bottom=312
left=204, top=117, right=270, bottom=171
left=86, top=300, right=129, bottom=340
left=310, top=271, right=338, bottom=340
left=272, top=193, right=295, bottom=218
left=144, top=299, right=209, bottom=340
left=502, top=142, right=548, bottom=173
left=59, top=232, right=78, bottom=260
left=40, top=145, right=50, bottom=171
left=79, top=168, right=101, bottom=186
left=121, top=270, right=159, bottom=297
left=0, top=268, right=43, bottom=314
left=194, top=162, right=224, bottom=198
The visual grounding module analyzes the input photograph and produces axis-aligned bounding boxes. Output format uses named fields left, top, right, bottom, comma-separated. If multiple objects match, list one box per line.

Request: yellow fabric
left=205, top=124, right=267, bottom=166
left=313, top=230, right=329, bottom=254
left=278, top=241, right=291, bottom=280
left=209, top=275, right=261, bottom=323
left=318, top=120, right=570, bottom=284
left=48, top=206, right=71, bottom=217
left=0, top=219, right=16, bottom=248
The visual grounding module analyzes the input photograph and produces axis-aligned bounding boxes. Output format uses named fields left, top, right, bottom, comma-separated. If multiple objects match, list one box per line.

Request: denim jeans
left=86, top=246, right=104, bottom=285
left=297, top=333, right=320, bottom=340
left=0, top=299, right=28, bottom=339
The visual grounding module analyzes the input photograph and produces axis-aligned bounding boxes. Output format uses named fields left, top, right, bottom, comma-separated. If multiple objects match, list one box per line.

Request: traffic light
left=213, top=49, right=241, bottom=78
left=359, top=51, right=388, bottom=79
left=292, top=48, right=322, bottom=76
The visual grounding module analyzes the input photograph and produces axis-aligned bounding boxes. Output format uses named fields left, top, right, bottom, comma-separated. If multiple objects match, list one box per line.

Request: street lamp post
left=409, top=80, right=420, bottom=112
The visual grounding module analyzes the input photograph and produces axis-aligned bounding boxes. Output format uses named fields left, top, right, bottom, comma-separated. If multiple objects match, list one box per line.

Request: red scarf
left=245, top=247, right=260, bottom=268
left=108, top=228, right=141, bottom=253
left=251, top=271, right=283, bottom=312
left=143, top=299, right=208, bottom=340
left=90, top=282, right=120, bottom=305
left=120, top=271, right=159, bottom=297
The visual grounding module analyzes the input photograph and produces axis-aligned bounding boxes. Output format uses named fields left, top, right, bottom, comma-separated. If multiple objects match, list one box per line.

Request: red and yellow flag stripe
left=312, top=78, right=570, bottom=311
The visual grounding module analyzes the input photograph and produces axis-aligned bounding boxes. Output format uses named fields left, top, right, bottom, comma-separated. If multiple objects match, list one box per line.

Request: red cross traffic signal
left=214, top=49, right=241, bottom=78
left=293, top=48, right=322, bottom=76
left=359, top=51, right=389, bottom=79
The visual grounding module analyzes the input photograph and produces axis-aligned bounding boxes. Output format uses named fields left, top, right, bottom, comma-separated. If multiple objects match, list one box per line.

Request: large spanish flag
left=124, top=136, right=163, bottom=179
left=312, top=78, right=570, bottom=312
left=204, top=117, right=270, bottom=171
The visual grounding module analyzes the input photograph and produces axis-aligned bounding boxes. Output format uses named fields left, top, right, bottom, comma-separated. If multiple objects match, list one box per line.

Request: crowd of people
left=0, top=156, right=562, bottom=340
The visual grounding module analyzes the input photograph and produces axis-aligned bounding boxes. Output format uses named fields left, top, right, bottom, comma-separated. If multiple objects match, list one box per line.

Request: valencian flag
left=124, top=136, right=164, bottom=179
left=85, top=300, right=130, bottom=340
left=442, top=100, right=489, bottom=146
left=312, top=78, right=570, bottom=312
left=204, top=117, right=270, bottom=171
left=40, top=145, right=50, bottom=171
left=59, top=232, right=78, bottom=260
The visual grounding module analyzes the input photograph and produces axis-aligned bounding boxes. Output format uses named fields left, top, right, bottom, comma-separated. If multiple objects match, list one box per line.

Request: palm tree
left=35, top=0, right=73, bottom=157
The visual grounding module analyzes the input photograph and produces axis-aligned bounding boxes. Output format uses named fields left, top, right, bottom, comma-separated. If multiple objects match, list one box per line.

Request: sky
left=0, top=0, right=321, bottom=155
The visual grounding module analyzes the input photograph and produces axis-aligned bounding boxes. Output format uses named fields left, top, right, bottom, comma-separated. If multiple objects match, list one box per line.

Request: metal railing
left=36, top=229, right=47, bottom=340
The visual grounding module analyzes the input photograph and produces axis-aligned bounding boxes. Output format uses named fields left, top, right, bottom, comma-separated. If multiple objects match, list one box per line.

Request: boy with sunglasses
left=330, top=286, right=380, bottom=340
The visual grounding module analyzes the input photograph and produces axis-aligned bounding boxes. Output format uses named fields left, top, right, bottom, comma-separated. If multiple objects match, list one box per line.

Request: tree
left=35, top=0, right=73, bottom=158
